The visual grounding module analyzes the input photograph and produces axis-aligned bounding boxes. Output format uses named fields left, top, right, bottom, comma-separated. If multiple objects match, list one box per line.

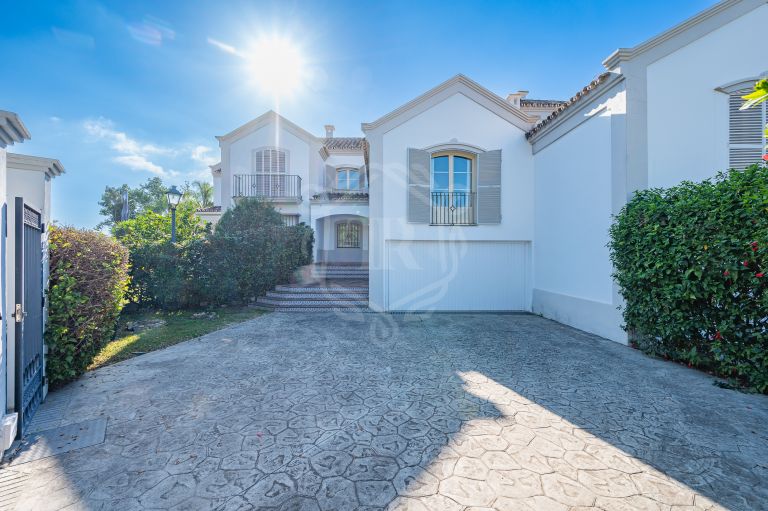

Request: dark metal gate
left=14, top=199, right=45, bottom=435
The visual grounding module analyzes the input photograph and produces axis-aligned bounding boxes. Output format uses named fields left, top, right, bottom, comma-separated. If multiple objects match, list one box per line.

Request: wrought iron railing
left=233, top=174, right=302, bottom=200
left=431, top=192, right=476, bottom=225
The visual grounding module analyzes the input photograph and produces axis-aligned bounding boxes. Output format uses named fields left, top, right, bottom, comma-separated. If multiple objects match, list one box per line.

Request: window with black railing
left=431, top=191, right=476, bottom=225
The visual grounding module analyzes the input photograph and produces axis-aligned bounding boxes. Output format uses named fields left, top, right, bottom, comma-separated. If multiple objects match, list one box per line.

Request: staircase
left=256, top=264, right=369, bottom=311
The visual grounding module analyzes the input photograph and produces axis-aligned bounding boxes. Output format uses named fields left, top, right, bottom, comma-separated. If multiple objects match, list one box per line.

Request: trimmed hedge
left=46, top=226, right=130, bottom=388
left=609, top=164, right=768, bottom=392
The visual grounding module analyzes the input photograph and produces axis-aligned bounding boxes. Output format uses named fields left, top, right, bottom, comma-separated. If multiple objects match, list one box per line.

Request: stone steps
left=261, top=266, right=369, bottom=310
left=256, top=298, right=370, bottom=308
left=265, top=291, right=369, bottom=300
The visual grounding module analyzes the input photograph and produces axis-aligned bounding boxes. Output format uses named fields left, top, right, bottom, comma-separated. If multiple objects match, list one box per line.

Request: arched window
left=336, top=168, right=360, bottom=190
left=431, top=151, right=474, bottom=194
left=252, top=147, right=287, bottom=173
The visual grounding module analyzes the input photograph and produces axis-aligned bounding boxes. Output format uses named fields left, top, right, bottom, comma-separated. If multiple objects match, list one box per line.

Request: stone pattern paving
left=2, top=312, right=767, bottom=510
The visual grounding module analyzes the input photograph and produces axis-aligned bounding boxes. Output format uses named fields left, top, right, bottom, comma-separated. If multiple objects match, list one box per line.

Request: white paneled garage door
left=386, top=240, right=530, bottom=311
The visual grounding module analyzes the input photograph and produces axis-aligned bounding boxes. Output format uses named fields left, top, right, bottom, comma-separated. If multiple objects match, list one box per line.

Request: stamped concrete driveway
left=4, top=312, right=768, bottom=511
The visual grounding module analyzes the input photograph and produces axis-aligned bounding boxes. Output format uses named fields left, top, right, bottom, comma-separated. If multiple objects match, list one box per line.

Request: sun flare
left=245, top=35, right=307, bottom=98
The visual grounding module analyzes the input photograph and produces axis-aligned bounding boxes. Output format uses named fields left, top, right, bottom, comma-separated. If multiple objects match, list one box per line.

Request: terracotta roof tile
left=322, top=137, right=366, bottom=151
left=196, top=206, right=222, bottom=213
left=526, top=72, right=612, bottom=140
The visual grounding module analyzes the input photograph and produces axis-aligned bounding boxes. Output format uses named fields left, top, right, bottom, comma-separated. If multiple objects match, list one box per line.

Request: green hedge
left=609, top=164, right=768, bottom=392
left=121, top=199, right=313, bottom=309
left=46, top=226, right=130, bottom=388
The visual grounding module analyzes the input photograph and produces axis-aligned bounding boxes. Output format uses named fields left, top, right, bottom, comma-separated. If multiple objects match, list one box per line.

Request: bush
left=207, top=199, right=314, bottom=302
left=114, top=202, right=208, bottom=309
left=609, top=164, right=768, bottom=392
left=46, top=226, right=130, bottom=388
left=118, top=198, right=313, bottom=308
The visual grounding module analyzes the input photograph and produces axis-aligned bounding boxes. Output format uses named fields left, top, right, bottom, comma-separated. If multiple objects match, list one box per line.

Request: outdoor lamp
left=166, top=185, right=183, bottom=242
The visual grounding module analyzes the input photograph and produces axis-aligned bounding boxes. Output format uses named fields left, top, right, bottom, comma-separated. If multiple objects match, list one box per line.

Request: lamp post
left=166, top=185, right=183, bottom=243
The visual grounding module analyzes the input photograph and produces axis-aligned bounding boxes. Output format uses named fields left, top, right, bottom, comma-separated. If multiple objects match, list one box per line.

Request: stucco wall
left=646, top=4, right=768, bottom=188
left=369, top=92, right=535, bottom=310
left=0, top=148, right=6, bottom=420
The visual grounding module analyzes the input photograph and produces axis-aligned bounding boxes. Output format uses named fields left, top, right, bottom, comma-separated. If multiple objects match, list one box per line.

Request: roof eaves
left=525, top=72, right=616, bottom=140
left=602, top=0, right=757, bottom=69
left=0, top=110, right=31, bottom=147
left=362, top=74, right=536, bottom=132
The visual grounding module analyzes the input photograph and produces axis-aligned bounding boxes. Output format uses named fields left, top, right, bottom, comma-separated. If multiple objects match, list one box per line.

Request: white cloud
left=83, top=118, right=216, bottom=181
left=84, top=118, right=177, bottom=178
left=207, top=37, right=243, bottom=57
left=114, top=155, right=176, bottom=177
left=190, top=145, right=218, bottom=166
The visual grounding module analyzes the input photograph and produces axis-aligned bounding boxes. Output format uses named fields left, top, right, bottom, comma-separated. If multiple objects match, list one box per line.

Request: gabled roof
left=7, top=153, right=65, bottom=178
left=526, top=73, right=613, bottom=140
left=216, top=110, right=318, bottom=145
left=603, top=0, right=765, bottom=70
left=362, top=74, right=537, bottom=133
left=0, top=110, right=31, bottom=148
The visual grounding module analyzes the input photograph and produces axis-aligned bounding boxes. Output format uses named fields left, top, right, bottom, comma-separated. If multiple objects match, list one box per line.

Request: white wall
left=530, top=79, right=628, bottom=343
left=646, top=4, right=768, bottom=188
left=369, top=92, right=535, bottom=310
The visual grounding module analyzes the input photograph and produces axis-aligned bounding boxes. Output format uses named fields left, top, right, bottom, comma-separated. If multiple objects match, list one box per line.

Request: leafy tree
left=181, top=180, right=214, bottom=209
left=97, top=177, right=169, bottom=229
left=112, top=200, right=206, bottom=249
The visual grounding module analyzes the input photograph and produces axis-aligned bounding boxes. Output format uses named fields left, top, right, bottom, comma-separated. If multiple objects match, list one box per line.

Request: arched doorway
left=314, top=214, right=368, bottom=265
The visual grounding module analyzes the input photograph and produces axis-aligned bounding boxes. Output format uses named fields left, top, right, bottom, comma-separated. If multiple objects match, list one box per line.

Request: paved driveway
left=4, top=313, right=767, bottom=511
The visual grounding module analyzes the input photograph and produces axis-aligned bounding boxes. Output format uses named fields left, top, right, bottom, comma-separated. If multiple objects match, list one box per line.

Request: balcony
left=431, top=191, right=476, bottom=225
left=233, top=174, right=302, bottom=202
left=311, top=189, right=369, bottom=202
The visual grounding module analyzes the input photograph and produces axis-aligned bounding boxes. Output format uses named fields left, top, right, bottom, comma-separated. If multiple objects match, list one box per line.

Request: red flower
left=714, top=331, right=723, bottom=340
left=723, top=270, right=730, bottom=276
left=743, top=261, right=750, bottom=267
left=763, top=154, right=768, bottom=162
left=757, top=273, right=765, bottom=278
left=752, top=241, right=759, bottom=252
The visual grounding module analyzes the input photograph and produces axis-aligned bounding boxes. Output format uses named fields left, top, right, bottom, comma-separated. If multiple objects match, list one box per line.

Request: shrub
left=46, top=226, right=130, bottom=388
left=609, top=164, right=768, bottom=392
left=207, top=199, right=314, bottom=302
left=114, top=202, right=208, bottom=308
left=118, top=198, right=313, bottom=308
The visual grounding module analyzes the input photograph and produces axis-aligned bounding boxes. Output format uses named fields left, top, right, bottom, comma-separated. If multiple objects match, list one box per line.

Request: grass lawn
left=89, top=307, right=267, bottom=370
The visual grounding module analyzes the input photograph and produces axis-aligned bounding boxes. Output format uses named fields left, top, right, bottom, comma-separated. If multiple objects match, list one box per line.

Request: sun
left=245, top=35, right=307, bottom=98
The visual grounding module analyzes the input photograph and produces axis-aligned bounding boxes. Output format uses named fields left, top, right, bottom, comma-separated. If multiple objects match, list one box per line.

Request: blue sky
left=2, top=0, right=713, bottom=228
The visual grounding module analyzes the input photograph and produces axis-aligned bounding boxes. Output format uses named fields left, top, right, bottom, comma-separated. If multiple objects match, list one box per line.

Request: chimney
left=506, top=90, right=529, bottom=108
left=324, top=124, right=335, bottom=138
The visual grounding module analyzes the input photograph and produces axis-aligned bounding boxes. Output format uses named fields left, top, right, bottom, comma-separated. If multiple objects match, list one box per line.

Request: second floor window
left=431, top=151, right=474, bottom=195
left=337, top=168, right=360, bottom=190
left=253, top=148, right=287, bottom=173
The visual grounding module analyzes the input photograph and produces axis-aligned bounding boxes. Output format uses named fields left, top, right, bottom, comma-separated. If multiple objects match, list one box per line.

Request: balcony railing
left=431, top=192, right=476, bottom=225
left=233, top=174, right=302, bottom=200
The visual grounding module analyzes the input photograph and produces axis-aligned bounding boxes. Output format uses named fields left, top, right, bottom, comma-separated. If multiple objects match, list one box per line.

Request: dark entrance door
left=14, top=198, right=45, bottom=436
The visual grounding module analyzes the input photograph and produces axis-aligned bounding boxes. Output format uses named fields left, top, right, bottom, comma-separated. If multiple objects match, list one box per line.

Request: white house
left=203, top=0, right=767, bottom=343
left=0, top=111, right=65, bottom=458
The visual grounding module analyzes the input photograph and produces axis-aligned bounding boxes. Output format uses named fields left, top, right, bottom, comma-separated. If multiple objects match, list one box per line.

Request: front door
left=14, top=199, right=45, bottom=436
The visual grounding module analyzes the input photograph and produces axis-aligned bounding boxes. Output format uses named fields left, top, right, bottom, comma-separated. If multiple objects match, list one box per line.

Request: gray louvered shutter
left=729, top=89, right=766, bottom=169
left=408, top=148, right=430, bottom=223
left=325, top=165, right=336, bottom=190
left=477, top=149, right=502, bottom=224
left=358, top=166, right=367, bottom=190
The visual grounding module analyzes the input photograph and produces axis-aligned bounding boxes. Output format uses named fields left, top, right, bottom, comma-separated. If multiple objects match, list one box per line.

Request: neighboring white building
left=0, top=112, right=65, bottom=457
left=204, top=0, right=767, bottom=344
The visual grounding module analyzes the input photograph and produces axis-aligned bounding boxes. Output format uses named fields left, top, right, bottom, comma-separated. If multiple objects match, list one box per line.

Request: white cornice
left=7, top=153, right=65, bottom=178
left=361, top=74, right=537, bottom=133
left=0, top=110, right=31, bottom=148
left=603, top=0, right=766, bottom=70
left=216, top=110, right=319, bottom=145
